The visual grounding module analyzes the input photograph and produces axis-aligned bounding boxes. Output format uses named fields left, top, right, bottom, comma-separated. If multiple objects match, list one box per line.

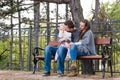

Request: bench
left=32, top=37, right=113, bottom=78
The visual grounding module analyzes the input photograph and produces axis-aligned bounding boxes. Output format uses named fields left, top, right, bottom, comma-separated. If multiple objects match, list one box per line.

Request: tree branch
left=34, top=0, right=70, bottom=4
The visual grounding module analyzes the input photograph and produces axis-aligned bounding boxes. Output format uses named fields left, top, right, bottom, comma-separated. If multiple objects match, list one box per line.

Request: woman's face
left=80, top=22, right=85, bottom=30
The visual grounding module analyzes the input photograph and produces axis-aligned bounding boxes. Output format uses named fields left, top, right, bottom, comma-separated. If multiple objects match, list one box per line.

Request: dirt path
left=0, top=70, right=120, bottom=80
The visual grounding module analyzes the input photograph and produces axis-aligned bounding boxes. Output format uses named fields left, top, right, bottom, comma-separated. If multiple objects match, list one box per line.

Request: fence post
left=28, top=26, right=32, bottom=71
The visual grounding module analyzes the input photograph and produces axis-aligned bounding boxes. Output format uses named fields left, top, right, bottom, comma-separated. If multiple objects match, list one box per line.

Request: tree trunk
left=69, top=0, right=84, bottom=28
left=37, top=0, right=84, bottom=28
left=81, top=60, right=95, bottom=75
left=34, top=1, right=40, bottom=47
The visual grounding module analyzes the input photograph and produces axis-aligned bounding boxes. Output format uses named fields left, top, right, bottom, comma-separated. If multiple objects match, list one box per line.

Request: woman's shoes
left=67, top=60, right=78, bottom=77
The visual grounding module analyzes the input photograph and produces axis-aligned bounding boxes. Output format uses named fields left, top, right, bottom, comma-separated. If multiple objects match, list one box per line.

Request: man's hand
left=58, top=37, right=67, bottom=43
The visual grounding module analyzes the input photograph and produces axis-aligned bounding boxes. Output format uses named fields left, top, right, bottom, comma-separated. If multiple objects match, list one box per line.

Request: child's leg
left=54, top=51, right=58, bottom=61
left=65, top=48, right=70, bottom=61
left=54, top=44, right=64, bottom=61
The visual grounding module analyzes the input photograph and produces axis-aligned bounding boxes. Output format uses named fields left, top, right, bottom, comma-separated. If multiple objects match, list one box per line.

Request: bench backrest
left=94, top=37, right=112, bottom=57
left=95, top=38, right=111, bottom=45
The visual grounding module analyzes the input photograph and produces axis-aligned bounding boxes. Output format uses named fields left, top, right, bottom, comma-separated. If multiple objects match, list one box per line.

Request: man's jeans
left=44, top=45, right=68, bottom=73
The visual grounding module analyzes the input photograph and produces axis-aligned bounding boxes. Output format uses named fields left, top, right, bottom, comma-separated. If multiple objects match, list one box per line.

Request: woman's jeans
left=70, top=45, right=87, bottom=60
left=44, top=45, right=68, bottom=73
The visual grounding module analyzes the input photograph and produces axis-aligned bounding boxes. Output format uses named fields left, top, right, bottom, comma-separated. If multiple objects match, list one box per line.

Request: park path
left=0, top=70, right=120, bottom=80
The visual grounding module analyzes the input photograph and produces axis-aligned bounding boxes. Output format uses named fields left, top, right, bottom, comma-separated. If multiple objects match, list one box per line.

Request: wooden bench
left=32, top=38, right=113, bottom=78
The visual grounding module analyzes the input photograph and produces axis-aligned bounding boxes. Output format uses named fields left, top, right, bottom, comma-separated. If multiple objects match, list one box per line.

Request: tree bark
left=81, top=60, right=95, bottom=75
left=35, top=0, right=84, bottom=28
left=34, top=1, right=40, bottom=47
left=69, top=0, right=84, bottom=28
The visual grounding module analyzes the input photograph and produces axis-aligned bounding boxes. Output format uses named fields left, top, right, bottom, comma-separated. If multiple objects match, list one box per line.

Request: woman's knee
left=70, top=45, right=77, bottom=50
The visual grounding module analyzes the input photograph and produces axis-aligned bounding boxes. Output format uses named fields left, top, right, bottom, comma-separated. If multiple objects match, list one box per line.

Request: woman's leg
left=69, top=45, right=77, bottom=60
left=70, top=45, right=88, bottom=60
left=57, top=46, right=68, bottom=73
left=68, top=45, right=88, bottom=77
left=44, top=45, right=57, bottom=73
left=68, top=45, right=78, bottom=77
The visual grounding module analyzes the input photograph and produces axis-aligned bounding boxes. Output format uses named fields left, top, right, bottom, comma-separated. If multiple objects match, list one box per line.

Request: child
left=54, top=25, right=71, bottom=61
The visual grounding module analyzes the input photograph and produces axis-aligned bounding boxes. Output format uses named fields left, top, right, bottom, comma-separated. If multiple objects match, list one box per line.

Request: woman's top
left=74, top=30, right=97, bottom=55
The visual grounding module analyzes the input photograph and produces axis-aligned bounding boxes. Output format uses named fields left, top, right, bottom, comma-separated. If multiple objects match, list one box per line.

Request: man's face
left=64, top=25, right=72, bottom=32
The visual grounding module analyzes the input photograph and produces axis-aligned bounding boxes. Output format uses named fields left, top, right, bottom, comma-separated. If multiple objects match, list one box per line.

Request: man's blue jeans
left=44, top=45, right=68, bottom=73
left=70, top=45, right=87, bottom=60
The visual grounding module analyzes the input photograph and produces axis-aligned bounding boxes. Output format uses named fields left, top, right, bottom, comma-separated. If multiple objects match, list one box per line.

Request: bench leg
left=102, top=59, right=106, bottom=78
left=33, top=58, right=38, bottom=74
left=109, top=60, right=113, bottom=77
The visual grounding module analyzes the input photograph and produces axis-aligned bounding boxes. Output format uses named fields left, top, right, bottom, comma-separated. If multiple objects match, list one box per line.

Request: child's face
left=59, top=25, right=65, bottom=30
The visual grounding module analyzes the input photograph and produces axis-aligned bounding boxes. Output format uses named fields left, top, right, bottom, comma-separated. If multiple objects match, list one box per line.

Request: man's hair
left=64, top=20, right=74, bottom=28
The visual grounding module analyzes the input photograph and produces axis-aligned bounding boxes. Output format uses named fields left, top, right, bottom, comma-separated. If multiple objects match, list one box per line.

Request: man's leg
left=57, top=46, right=68, bottom=76
left=43, top=45, right=57, bottom=76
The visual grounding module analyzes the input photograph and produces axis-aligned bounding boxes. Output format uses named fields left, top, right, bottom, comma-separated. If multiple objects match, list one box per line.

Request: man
left=43, top=20, right=80, bottom=77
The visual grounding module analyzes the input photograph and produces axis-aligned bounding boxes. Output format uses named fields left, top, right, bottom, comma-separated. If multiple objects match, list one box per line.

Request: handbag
left=49, top=40, right=60, bottom=47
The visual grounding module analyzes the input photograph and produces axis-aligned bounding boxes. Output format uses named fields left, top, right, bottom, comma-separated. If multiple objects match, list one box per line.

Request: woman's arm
left=74, top=30, right=92, bottom=45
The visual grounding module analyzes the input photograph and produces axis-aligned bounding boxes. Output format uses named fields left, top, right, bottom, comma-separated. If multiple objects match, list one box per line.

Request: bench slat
left=78, top=55, right=102, bottom=59
left=36, top=56, right=54, bottom=60
left=95, top=38, right=110, bottom=45
left=36, top=55, right=109, bottom=60
left=36, top=56, right=44, bottom=60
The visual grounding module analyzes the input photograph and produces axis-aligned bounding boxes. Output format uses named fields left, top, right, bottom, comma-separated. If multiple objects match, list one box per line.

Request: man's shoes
left=42, top=72, right=50, bottom=76
left=57, top=72, right=64, bottom=77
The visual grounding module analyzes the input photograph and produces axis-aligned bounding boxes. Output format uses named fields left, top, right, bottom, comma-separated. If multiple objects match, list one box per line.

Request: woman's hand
left=70, top=42, right=74, bottom=45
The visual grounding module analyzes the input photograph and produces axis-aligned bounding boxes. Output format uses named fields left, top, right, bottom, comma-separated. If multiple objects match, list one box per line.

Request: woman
left=67, top=19, right=97, bottom=77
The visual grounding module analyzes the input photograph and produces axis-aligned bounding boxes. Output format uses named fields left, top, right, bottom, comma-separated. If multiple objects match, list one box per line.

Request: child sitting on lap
left=54, top=25, right=71, bottom=61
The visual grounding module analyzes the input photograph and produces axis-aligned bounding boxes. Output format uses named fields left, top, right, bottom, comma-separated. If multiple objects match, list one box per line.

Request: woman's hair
left=79, top=19, right=90, bottom=40
left=64, top=20, right=74, bottom=28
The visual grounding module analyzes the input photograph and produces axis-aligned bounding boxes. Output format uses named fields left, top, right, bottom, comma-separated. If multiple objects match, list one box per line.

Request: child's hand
left=58, top=37, right=67, bottom=43
left=64, top=42, right=71, bottom=48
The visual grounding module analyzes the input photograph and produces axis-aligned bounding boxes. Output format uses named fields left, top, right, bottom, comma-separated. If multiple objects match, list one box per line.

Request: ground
left=0, top=70, right=120, bottom=80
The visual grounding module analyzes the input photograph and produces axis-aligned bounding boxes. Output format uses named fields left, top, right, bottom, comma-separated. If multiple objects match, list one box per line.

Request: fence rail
left=0, top=20, right=120, bottom=73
